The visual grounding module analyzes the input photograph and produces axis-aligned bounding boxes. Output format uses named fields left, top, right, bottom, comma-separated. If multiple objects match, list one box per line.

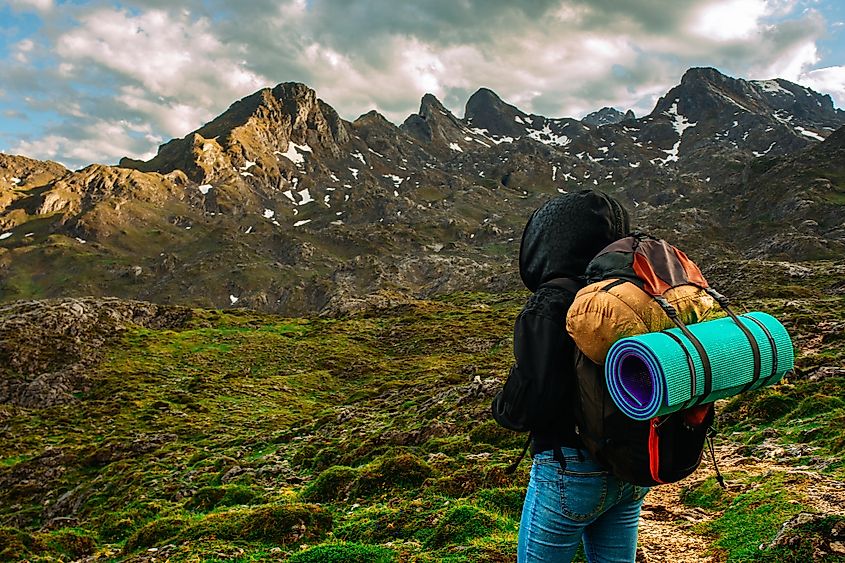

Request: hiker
left=492, top=190, right=648, bottom=562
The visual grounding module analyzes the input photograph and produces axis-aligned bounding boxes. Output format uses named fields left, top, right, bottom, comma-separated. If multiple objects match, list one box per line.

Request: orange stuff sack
left=566, top=279, right=722, bottom=365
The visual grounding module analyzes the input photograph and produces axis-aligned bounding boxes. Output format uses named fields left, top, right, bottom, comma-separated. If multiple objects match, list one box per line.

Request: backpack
left=491, top=277, right=585, bottom=470
left=566, top=233, right=739, bottom=487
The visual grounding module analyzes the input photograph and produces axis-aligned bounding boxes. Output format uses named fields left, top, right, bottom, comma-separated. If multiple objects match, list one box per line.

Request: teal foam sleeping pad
left=605, top=312, right=794, bottom=420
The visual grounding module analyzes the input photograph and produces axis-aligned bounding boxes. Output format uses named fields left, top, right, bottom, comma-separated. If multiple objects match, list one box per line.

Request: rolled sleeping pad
left=605, top=312, right=794, bottom=420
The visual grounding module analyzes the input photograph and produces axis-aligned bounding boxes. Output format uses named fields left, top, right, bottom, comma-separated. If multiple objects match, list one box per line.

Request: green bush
left=288, top=541, right=396, bottom=562
left=432, top=464, right=516, bottom=497
left=185, top=484, right=264, bottom=511
left=679, top=476, right=729, bottom=510
left=473, top=487, right=525, bottom=518
left=427, top=504, right=499, bottom=548
left=44, top=528, right=96, bottom=558
left=0, top=527, right=44, bottom=561
left=353, top=453, right=432, bottom=497
left=469, top=420, right=524, bottom=448
left=99, top=505, right=158, bottom=541
left=124, top=516, right=186, bottom=552
left=721, top=390, right=797, bottom=426
left=183, top=503, right=331, bottom=545
left=301, top=466, right=358, bottom=503
left=335, top=504, right=428, bottom=543
left=789, top=394, right=845, bottom=418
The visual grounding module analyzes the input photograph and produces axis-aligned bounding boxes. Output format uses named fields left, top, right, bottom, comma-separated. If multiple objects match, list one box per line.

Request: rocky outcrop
left=0, top=298, right=192, bottom=408
left=582, top=107, right=635, bottom=127
left=0, top=154, right=67, bottom=216
left=765, top=512, right=845, bottom=560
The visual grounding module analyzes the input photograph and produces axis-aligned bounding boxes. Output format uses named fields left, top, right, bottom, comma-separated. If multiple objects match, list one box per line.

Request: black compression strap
left=743, top=314, right=779, bottom=389
left=600, top=279, right=627, bottom=292
left=661, top=329, right=698, bottom=400
left=674, top=320, right=713, bottom=406
left=705, top=288, right=762, bottom=393
left=654, top=296, right=713, bottom=406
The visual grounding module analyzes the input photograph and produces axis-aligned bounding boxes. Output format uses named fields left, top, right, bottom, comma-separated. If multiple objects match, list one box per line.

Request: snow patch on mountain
left=527, top=123, right=570, bottom=146
left=795, top=126, right=824, bottom=141
left=277, top=143, right=312, bottom=165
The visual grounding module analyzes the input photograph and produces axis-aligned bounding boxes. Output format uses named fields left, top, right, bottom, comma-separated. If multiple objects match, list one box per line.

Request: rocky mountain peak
left=680, top=66, right=729, bottom=87
left=418, top=93, right=450, bottom=117
left=121, top=81, right=350, bottom=182
left=353, top=109, right=394, bottom=128
left=400, top=93, right=465, bottom=145
left=464, top=87, right=527, bottom=137
left=642, top=66, right=843, bottom=169
left=582, top=107, right=635, bottom=127
left=659, top=67, right=843, bottom=127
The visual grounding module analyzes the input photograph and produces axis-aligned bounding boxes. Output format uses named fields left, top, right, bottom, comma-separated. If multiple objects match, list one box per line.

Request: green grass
left=0, top=283, right=842, bottom=561
left=683, top=472, right=809, bottom=562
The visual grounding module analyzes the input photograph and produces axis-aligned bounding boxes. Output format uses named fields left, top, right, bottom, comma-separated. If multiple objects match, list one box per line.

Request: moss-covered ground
left=1, top=274, right=843, bottom=562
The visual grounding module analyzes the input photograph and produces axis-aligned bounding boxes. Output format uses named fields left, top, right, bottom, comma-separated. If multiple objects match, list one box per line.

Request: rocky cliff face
left=1, top=67, right=844, bottom=313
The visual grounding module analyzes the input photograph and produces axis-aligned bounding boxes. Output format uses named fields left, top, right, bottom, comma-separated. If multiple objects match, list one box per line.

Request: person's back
left=492, top=189, right=648, bottom=563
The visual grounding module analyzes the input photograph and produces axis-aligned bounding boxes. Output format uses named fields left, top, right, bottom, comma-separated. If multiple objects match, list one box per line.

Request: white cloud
left=11, top=119, right=159, bottom=169
left=116, top=85, right=214, bottom=137
left=8, top=0, right=53, bottom=13
left=690, top=0, right=771, bottom=40
left=799, top=65, right=845, bottom=106
left=1, top=0, right=842, bottom=169
left=752, top=39, right=820, bottom=82
left=56, top=8, right=266, bottom=103
left=14, top=39, right=35, bottom=63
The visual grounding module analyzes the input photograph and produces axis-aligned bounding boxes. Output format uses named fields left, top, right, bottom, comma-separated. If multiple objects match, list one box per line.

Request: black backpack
left=571, top=234, right=733, bottom=487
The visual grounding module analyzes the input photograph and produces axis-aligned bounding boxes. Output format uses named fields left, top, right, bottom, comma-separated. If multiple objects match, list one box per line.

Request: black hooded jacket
left=491, top=190, right=630, bottom=449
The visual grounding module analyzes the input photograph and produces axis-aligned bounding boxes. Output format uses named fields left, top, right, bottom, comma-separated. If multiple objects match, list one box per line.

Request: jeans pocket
left=560, top=471, right=607, bottom=522
left=532, top=457, right=561, bottom=483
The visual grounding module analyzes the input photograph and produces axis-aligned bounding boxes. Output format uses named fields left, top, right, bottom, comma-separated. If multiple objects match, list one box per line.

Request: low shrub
left=183, top=503, right=332, bottom=545
left=353, top=453, right=432, bottom=497
left=288, top=541, right=396, bottom=562
left=0, top=527, right=44, bottom=561
left=124, top=516, right=186, bottom=552
left=44, top=528, right=96, bottom=558
left=300, top=466, right=358, bottom=503
left=185, top=484, right=264, bottom=511
left=427, top=504, right=500, bottom=548
left=473, top=487, right=524, bottom=519
left=469, top=420, right=525, bottom=448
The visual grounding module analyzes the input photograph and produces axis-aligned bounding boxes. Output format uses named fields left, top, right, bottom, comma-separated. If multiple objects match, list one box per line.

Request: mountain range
left=1, top=67, right=844, bottom=314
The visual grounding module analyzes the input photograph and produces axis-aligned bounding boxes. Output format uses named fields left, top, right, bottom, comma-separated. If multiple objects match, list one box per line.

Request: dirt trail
left=636, top=443, right=845, bottom=563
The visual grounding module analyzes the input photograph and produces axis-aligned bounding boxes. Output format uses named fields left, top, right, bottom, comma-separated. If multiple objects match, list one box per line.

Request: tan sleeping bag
left=566, top=279, right=723, bottom=365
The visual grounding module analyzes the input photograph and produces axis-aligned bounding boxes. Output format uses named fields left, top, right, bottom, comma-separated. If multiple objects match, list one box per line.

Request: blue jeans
left=517, top=447, right=649, bottom=562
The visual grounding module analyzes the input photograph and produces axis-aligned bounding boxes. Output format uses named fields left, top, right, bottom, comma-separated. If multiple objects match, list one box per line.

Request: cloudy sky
left=1, top=0, right=844, bottom=170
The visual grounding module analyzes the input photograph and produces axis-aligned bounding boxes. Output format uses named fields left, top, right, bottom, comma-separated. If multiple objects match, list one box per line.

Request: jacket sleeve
left=491, top=309, right=573, bottom=432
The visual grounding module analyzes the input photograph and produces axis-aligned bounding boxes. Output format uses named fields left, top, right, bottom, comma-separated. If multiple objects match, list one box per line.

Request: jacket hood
left=519, top=190, right=630, bottom=292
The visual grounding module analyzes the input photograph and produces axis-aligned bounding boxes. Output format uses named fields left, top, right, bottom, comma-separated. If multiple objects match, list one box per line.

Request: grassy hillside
left=1, top=272, right=843, bottom=562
